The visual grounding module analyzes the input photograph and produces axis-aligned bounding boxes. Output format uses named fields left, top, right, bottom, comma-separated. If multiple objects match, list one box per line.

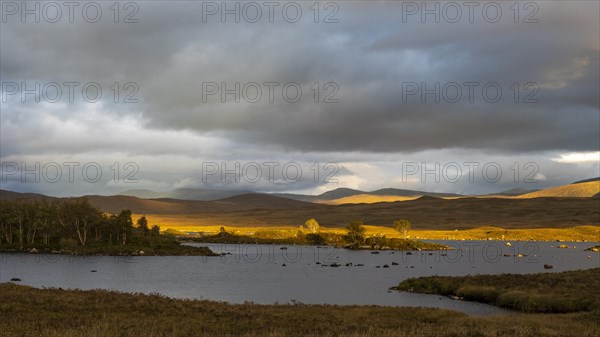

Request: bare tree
left=393, top=219, right=411, bottom=238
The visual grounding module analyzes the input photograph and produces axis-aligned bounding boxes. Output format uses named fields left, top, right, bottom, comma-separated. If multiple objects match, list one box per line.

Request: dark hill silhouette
left=0, top=190, right=321, bottom=214
left=215, top=193, right=323, bottom=210
left=120, top=188, right=250, bottom=201
left=573, top=177, right=600, bottom=184
left=491, top=188, right=539, bottom=196
left=0, top=190, right=56, bottom=201
left=370, top=188, right=460, bottom=198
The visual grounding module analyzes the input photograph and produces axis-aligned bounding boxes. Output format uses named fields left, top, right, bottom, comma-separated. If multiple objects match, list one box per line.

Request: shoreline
left=171, top=225, right=600, bottom=243
left=0, top=244, right=218, bottom=257
left=3, top=237, right=598, bottom=256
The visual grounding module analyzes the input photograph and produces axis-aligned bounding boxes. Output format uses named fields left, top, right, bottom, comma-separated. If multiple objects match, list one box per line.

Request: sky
left=1, top=1, right=599, bottom=197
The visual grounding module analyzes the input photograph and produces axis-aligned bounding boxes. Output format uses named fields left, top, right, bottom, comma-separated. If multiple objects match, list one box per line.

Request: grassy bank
left=410, top=226, right=600, bottom=242
left=140, top=214, right=600, bottom=242
left=0, top=234, right=216, bottom=256
left=394, top=268, right=600, bottom=313
left=1, top=283, right=599, bottom=337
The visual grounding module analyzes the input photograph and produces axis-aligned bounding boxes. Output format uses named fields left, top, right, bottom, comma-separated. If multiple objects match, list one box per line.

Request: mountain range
left=1, top=178, right=598, bottom=224
left=2, top=178, right=598, bottom=229
left=117, top=179, right=599, bottom=204
left=120, top=186, right=498, bottom=203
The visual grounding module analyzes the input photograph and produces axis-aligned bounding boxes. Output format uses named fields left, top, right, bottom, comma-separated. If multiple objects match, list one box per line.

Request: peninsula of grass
left=1, top=283, right=599, bottom=337
left=393, top=268, right=600, bottom=313
left=189, top=230, right=449, bottom=251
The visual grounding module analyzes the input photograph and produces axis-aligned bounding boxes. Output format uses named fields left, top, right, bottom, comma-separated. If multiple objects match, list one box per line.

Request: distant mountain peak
left=317, top=187, right=364, bottom=199
left=492, top=188, right=538, bottom=196
left=118, top=188, right=250, bottom=201
left=369, top=188, right=460, bottom=198
left=119, top=189, right=165, bottom=199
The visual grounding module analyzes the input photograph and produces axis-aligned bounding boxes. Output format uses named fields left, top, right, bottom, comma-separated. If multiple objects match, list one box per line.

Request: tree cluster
left=0, top=198, right=159, bottom=249
left=344, top=219, right=412, bottom=245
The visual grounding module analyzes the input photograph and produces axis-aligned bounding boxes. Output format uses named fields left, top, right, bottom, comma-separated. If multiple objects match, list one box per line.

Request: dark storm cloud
left=1, top=1, right=599, bottom=196
left=2, top=1, right=598, bottom=155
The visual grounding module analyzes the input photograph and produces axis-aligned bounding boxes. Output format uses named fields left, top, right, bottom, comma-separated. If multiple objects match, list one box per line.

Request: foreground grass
left=1, top=283, right=599, bottom=337
left=394, top=268, right=600, bottom=313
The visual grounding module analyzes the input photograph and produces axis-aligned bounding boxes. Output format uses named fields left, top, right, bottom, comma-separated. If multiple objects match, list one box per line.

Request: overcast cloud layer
left=1, top=1, right=599, bottom=196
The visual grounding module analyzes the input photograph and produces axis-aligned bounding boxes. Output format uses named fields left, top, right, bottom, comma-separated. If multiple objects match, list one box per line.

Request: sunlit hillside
left=516, top=181, right=600, bottom=198
left=327, top=181, right=600, bottom=204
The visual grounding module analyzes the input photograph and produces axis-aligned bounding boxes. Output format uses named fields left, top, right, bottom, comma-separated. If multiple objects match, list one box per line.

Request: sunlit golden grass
left=409, top=226, right=600, bottom=242
left=1, top=283, right=598, bottom=337
left=516, top=181, right=599, bottom=198
left=136, top=214, right=599, bottom=242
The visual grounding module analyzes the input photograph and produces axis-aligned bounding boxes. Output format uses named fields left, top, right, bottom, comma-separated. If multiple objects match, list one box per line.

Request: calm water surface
left=1, top=240, right=598, bottom=316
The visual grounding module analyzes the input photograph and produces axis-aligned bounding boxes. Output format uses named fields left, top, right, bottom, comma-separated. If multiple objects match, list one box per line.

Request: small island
left=0, top=199, right=216, bottom=256
left=188, top=219, right=449, bottom=251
